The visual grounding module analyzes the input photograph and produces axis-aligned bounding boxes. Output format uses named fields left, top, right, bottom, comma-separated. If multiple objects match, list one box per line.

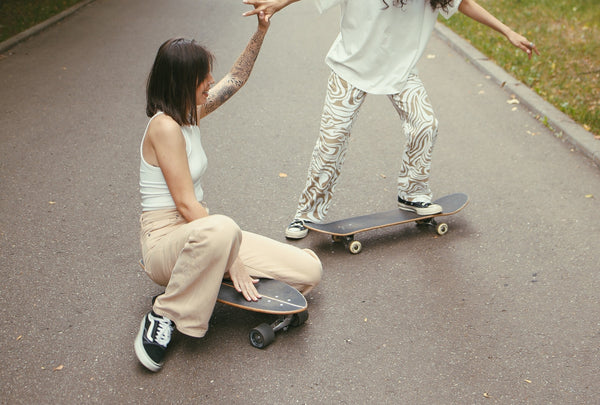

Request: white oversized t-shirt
left=315, top=0, right=462, bottom=94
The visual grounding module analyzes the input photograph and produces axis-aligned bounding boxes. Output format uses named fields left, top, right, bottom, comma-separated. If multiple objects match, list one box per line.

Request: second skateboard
left=304, top=193, right=469, bottom=254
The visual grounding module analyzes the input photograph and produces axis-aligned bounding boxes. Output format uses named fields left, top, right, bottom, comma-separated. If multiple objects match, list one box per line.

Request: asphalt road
left=1, top=1, right=599, bottom=403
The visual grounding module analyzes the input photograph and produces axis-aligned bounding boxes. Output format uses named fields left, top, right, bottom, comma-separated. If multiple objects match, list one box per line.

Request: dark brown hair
left=382, top=0, right=454, bottom=11
left=146, top=38, right=214, bottom=126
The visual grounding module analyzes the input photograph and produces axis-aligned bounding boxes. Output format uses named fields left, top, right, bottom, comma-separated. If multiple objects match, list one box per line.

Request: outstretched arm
left=199, top=11, right=270, bottom=118
left=242, top=0, right=301, bottom=21
left=459, top=0, right=540, bottom=59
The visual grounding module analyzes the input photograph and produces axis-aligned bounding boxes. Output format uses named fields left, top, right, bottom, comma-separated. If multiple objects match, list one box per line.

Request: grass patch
left=442, top=0, right=599, bottom=137
left=0, top=0, right=82, bottom=43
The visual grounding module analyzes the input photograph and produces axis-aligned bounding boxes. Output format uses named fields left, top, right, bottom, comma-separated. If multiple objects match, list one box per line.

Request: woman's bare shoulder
left=147, top=113, right=182, bottom=141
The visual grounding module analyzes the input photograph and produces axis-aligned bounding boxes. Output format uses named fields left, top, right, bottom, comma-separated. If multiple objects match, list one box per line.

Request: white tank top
left=139, top=112, right=207, bottom=211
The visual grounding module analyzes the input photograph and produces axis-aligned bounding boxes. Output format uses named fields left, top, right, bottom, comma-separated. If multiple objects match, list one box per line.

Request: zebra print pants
left=294, top=71, right=439, bottom=223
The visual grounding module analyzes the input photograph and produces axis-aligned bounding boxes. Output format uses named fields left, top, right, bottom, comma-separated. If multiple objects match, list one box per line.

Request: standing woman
left=135, top=11, right=322, bottom=372
left=243, top=0, right=540, bottom=239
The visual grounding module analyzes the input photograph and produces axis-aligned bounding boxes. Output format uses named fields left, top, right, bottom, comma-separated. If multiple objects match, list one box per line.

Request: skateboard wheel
left=332, top=235, right=344, bottom=243
left=348, top=240, right=362, bottom=254
left=291, top=310, right=309, bottom=327
left=436, top=223, right=448, bottom=235
left=249, top=323, right=275, bottom=349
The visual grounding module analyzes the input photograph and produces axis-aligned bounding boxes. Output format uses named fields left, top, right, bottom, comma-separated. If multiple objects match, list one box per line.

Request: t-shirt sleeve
left=315, top=0, right=341, bottom=14
left=439, top=0, right=463, bottom=19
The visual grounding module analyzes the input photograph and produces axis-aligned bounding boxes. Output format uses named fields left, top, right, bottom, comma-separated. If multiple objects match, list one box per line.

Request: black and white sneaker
left=398, top=196, right=442, bottom=215
left=285, top=219, right=309, bottom=239
left=135, top=311, right=174, bottom=372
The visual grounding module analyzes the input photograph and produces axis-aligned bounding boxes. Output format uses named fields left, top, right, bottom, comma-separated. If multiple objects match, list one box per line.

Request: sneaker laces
left=153, top=316, right=173, bottom=347
left=289, top=219, right=305, bottom=229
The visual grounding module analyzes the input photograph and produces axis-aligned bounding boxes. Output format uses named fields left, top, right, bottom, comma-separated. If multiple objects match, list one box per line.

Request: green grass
left=442, top=0, right=599, bottom=137
left=0, top=0, right=82, bottom=42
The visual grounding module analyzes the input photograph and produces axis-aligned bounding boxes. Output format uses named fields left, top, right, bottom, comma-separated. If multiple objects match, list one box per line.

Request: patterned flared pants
left=294, top=71, right=439, bottom=223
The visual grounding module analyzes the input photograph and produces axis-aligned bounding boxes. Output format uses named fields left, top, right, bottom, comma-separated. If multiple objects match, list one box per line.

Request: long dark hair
left=146, top=38, right=214, bottom=126
left=382, top=0, right=455, bottom=11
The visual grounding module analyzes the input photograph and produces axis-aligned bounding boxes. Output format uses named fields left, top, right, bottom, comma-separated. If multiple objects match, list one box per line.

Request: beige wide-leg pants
left=140, top=209, right=322, bottom=338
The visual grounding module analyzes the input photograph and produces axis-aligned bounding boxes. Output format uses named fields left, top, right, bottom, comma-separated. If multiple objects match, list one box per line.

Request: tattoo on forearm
left=202, top=30, right=266, bottom=116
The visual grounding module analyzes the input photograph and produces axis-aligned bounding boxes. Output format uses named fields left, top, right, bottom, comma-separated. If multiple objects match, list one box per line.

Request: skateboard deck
left=138, top=260, right=308, bottom=348
left=217, top=278, right=307, bottom=315
left=305, top=193, right=469, bottom=254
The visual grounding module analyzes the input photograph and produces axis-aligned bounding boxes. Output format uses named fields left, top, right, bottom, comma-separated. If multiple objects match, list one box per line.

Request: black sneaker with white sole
left=285, top=219, right=309, bottom=239
left=135, top=311, right=174, bottom=372
left=397, top=196, right=442, bottom=215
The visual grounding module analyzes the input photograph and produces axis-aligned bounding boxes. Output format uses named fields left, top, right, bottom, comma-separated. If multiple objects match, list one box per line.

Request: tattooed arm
left=199, top=11, right=270, bottom=119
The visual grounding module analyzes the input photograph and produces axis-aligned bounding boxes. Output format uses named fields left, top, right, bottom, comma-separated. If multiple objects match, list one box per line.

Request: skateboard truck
left=415, top=217, right=449, bottom=235
left=249, top=310, right=309, bottom=349
left=331, top=235, right=363, bottom=254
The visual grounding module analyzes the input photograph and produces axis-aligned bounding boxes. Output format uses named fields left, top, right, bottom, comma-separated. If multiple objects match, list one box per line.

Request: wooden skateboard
left=304, top=193, right=469, bottom=254
left=139, top=260, right=308, bottom=349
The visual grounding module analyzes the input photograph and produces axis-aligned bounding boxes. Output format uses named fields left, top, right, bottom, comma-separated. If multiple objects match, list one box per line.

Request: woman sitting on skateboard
left=134, top=10, right=322, bottom=372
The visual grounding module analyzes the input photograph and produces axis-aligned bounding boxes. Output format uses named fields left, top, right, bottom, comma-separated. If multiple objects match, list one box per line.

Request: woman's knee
left=188, top=215, right=242, bottom=251
left=299, top=248, right=323, bottom=292
left=403, top=114, right=438, bottom=146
